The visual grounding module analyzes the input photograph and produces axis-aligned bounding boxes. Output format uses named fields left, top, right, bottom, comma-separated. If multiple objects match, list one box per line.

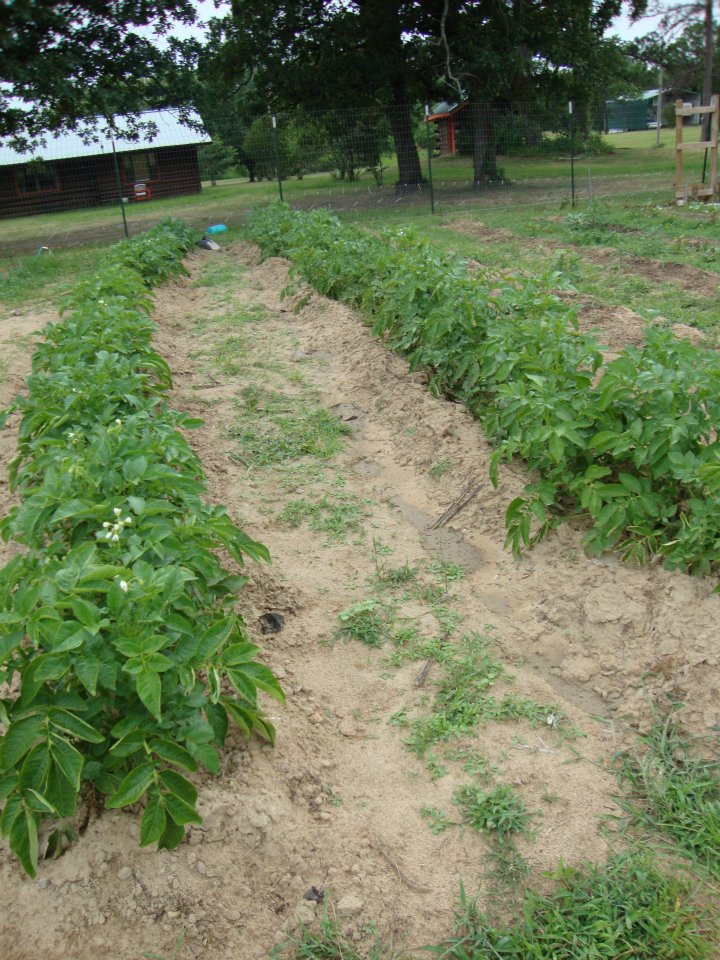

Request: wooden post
left=675, top=98, right=684, bottom=201
left=675, top=95, right=720, bottom=201
left=710, top=93, right=719, bottom=199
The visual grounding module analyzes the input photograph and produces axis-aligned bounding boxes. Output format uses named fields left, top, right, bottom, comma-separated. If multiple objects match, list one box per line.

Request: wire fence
left=0, top=99, right=708, bottom=255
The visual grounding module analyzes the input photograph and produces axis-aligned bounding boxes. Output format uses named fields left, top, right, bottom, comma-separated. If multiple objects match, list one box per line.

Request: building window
left=17, top=162, right=59, bottom=194
left=123, top=151, right=158, bottom=183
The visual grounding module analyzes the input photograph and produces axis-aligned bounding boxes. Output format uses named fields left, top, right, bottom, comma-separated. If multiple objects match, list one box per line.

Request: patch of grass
left=446, top=747, right=500, bottom=783
left=402, top=633, right=565, bottom=759
left=453, top=782, right=531, bottom=838
left=211, top=334, right=247, bottom=375
left=0, top=246, right=108, bottom=307
left=420, top=806, right=456, bottom=834
left=272, top=911, right=392, bottom=960
left=616, top=715, right=720, bottom=881
left=432, top=852, right=717, bottom=960
left=429, top=459, right=452, bottom=480
left=377, top=562, right=420, bottom=588
left=193, top=258, right=244, bottom=289
left=335, top=599, right=391, bottom=647
left=278, top=491, right=371, bottom=542
left=231, top=406, right=350, bottom=465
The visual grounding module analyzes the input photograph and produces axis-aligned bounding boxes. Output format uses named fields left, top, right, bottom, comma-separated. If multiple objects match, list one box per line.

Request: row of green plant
left=248, top=203, right=720, bottom=577
left=0, top=219, right=283, bottom=876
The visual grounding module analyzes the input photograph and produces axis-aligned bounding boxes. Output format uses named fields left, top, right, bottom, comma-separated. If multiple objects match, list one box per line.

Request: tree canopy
left=0, top=1, right=197, bottom=146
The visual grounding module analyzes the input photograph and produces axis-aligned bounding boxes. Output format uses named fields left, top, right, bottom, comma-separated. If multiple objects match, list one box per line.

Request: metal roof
left=0, top=109, right=210, bottom=167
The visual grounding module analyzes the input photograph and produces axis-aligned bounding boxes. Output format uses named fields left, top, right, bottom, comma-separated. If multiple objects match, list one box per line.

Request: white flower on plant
left=546, top=713, right=557, bottom=728
left=114, top=418, right=122, bottom=426
left=118, top=579, right=129, bottom=592
left=99, top=506, right=133, bottom=544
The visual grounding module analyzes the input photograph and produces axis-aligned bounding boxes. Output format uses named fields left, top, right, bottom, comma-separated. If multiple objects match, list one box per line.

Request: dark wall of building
left=0, top=145, right=202, bottom=220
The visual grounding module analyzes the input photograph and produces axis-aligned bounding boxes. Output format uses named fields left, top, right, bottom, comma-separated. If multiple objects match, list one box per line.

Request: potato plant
left=0, top=220, right=283, bottom=876
left=249, top=204, right=720, bottom=578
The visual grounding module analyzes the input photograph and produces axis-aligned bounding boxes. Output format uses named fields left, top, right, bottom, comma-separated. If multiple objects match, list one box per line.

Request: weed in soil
left=279, top=491, right=371, bottom=543
left=231, top=406, right=350, bottom=465
left=432, top=852, right=718, bottom=960
left=453, top=782, right=532, bottom=838
left=272, top=912, right=393, bottom=960
left=335, top=599, right=393, bottom=647
left=615, top=713, right=720, bottom=881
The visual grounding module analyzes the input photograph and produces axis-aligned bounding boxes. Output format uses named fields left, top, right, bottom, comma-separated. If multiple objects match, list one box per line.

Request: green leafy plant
left=249, top=204, right=720, bottom=580
left=0, top=220, right=283, bottom=876
left=615, top=715, right=720, bottom=880
left=453, top=782, right=531, bottom=837
left=432, top=853, right=716, bottom=959
left=335, top=599, right=390, bottom=647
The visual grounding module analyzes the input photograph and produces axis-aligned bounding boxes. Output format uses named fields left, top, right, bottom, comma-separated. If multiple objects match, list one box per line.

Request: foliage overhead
left=0, top=1, right=196, bottom=146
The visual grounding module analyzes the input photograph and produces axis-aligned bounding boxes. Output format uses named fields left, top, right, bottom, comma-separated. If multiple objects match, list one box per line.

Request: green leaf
left=50, top=709, right=105, bottom=744
left=241, top=663, right=286, bottom=704
left=0, top=714, right=45, bottom=770
left=54, top=626, right=91, bottom=653
left=18, top=742, right=51, bottom=791
left=0, top=631, right=23, bottom=663
left=136, top=668, right=162, bottom=721
left=74, top=655, right=100, bottom=696
left=227, top=669, right=258, bottom=705
left=50, top=735, right=84, bottom=791
left=195, top=618, right=234, bottom=662
left=159, top=768, right=197, bottom=807
left=149, top=739, right=197, bottom=772
left=619, top=472, right=643, bottom=495
left=221, top=643, right=259, bottom=667
left=45, top=761, right=77, bottom=818
left=204, top=702, right=228, bottom=746
left=140, top=795, right=167, bottom=847
left=106, top=762, right=156, bottom=809
left=164, top=792, right=202, bottom=826
left=157, top=817, right=185, bottom=850
left=9, top=805, right=38, bottom=878
left=0, top=773, right=18, bottom=801
left=187, top=741, right=219, bottom=775
left=223, top=700, right=253, bottom=737
left=69, top=597, right=101, bottom=629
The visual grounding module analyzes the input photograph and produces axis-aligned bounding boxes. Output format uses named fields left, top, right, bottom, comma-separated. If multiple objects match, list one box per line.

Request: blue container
left=207, top=224, right=228, bottom=235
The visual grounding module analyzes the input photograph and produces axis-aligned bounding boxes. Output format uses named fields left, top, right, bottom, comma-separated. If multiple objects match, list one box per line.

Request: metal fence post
left=271, top=114, right=283, bottom=203
left=425, top=104, right=436, bottom=214
left=568, top=101, right=576, bottom=207
left=110, top=136, right=129, bottom=239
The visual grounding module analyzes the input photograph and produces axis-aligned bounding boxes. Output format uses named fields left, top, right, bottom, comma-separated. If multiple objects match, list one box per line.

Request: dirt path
left=0, top=246, right=718, bottom=959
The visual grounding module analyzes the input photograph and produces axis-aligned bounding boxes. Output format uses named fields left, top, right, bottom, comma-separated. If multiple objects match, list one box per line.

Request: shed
left=0, top=109, right=210, bottom=219
left=425, top=102, right=469, bottom=155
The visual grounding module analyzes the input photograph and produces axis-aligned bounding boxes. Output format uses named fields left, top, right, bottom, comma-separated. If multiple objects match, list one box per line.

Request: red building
left=426, top=102, right=469, bottom=155
left=0, top=109, right=210, bottom=219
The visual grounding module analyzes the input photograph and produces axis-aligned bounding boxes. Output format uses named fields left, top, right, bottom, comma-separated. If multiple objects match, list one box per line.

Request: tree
left=198, top=139, right=237, bottom=185
left=227, top=0, right=431, bottom=187
left=634, top=3, right=717, bottom=137
left=419, top=0, right=648, bottom=184
left=0, top=1, right=196, bottom=146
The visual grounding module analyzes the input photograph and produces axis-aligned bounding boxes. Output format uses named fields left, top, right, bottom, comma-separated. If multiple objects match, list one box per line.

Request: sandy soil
left=0, top=245, right=718, bottom=959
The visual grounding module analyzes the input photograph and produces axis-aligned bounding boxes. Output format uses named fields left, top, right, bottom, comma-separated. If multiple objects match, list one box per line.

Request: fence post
left=110, top=136, right=129, bottom=239
left=271, top=114, right=283, bottom=203
left=424, top=104, right=436, bottom=214
left=568, top=101, right=576, bottom=207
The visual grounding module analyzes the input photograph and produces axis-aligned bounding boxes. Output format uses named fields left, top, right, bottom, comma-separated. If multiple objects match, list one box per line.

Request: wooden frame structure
left=675, top=94, right=720, bottom=202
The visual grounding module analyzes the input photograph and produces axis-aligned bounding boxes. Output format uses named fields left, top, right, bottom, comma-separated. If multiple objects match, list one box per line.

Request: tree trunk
left=702, top=0, right=714, bottom=142
left=469, top=103, right=500, bottom=185
left=357, top=0, right=424, bottom=187
left=388, top=104, right=423, bottom=187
